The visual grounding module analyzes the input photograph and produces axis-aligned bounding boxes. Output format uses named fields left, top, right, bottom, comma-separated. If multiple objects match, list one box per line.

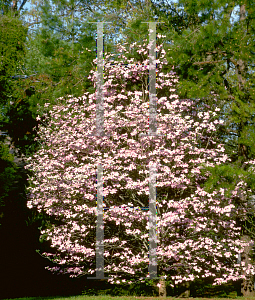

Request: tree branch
left=19, top=0, right=27, bottom=11
left=24, top=21, right=42, bottom=28
left=127, top=0, right=135, bottom=10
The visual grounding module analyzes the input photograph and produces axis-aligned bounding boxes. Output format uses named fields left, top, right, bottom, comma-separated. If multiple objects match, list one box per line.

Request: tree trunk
left=241, top=234, right=255, bottom=297
left=158, top=276, right=167, bottom=297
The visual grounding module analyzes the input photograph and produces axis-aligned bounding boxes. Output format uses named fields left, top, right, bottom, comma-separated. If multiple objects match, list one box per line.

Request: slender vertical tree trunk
left=156, top=229, right=167, bottom=297
left=159, top=277, right=166, bottom=297
left=241, top=234, right=255, bottom=297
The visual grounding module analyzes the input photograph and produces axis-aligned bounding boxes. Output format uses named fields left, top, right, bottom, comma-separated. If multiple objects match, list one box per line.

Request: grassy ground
left=2, top=296, right=254, bottom=300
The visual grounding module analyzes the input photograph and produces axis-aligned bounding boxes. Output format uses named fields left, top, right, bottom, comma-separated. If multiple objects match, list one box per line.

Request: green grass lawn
left=2, top=296, right=254, bottom=300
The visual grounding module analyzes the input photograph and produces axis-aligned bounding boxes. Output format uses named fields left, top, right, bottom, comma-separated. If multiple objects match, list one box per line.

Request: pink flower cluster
left=24, top=39, right=255, bottom=287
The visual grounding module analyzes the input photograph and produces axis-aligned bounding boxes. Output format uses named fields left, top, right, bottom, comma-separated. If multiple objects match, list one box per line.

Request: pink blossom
left=24, top=39, right=255, bottom=287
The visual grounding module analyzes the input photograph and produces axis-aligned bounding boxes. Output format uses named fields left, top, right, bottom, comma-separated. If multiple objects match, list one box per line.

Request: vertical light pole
left=139, top=21, right=164, bottom=280
left=87, top=21, right=111, bottom=280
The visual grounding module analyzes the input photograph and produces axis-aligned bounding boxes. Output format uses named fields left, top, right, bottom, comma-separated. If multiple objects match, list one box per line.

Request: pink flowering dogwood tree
left=24, top=39, right=255, bottom=290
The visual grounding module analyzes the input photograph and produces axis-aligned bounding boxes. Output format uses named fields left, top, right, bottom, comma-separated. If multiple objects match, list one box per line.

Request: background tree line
left=0, top=0, right=254, bottom=298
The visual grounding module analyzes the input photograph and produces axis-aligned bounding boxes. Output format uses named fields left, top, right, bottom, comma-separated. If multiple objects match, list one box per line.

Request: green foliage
left=0, top=13, right=28, bottom=113
left=1, top=96, right=41, bottom=157
left=0, top=137, right=42, bottom=230
left=0, top=0, right=12, bottom=15
left=190, top=277, right=241, bottom=298
left=201, top=163, right=253, bottom=195
left=0, top=141, right=16, bottom=212
left=22, top=24, right=96, bottom=103
left=0, top=15, right=27, bottom=74
left=82, top=281, right=156, bottom=297
left=80, top=276, right=241, bottom=298
left=138, top=0, right=255, bottom=165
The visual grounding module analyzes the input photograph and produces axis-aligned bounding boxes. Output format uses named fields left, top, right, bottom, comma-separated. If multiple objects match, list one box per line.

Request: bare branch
left=24, top=20, right=42, bottom=28
left=128, top=0, right=135, bottom=10
left=19, top=0, right=27, bottom=11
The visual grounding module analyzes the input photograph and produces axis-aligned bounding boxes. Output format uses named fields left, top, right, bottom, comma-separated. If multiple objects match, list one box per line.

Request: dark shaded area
left=0, top=152, right=87, bottom=299
left=189, top=277, right=242, bottom=299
